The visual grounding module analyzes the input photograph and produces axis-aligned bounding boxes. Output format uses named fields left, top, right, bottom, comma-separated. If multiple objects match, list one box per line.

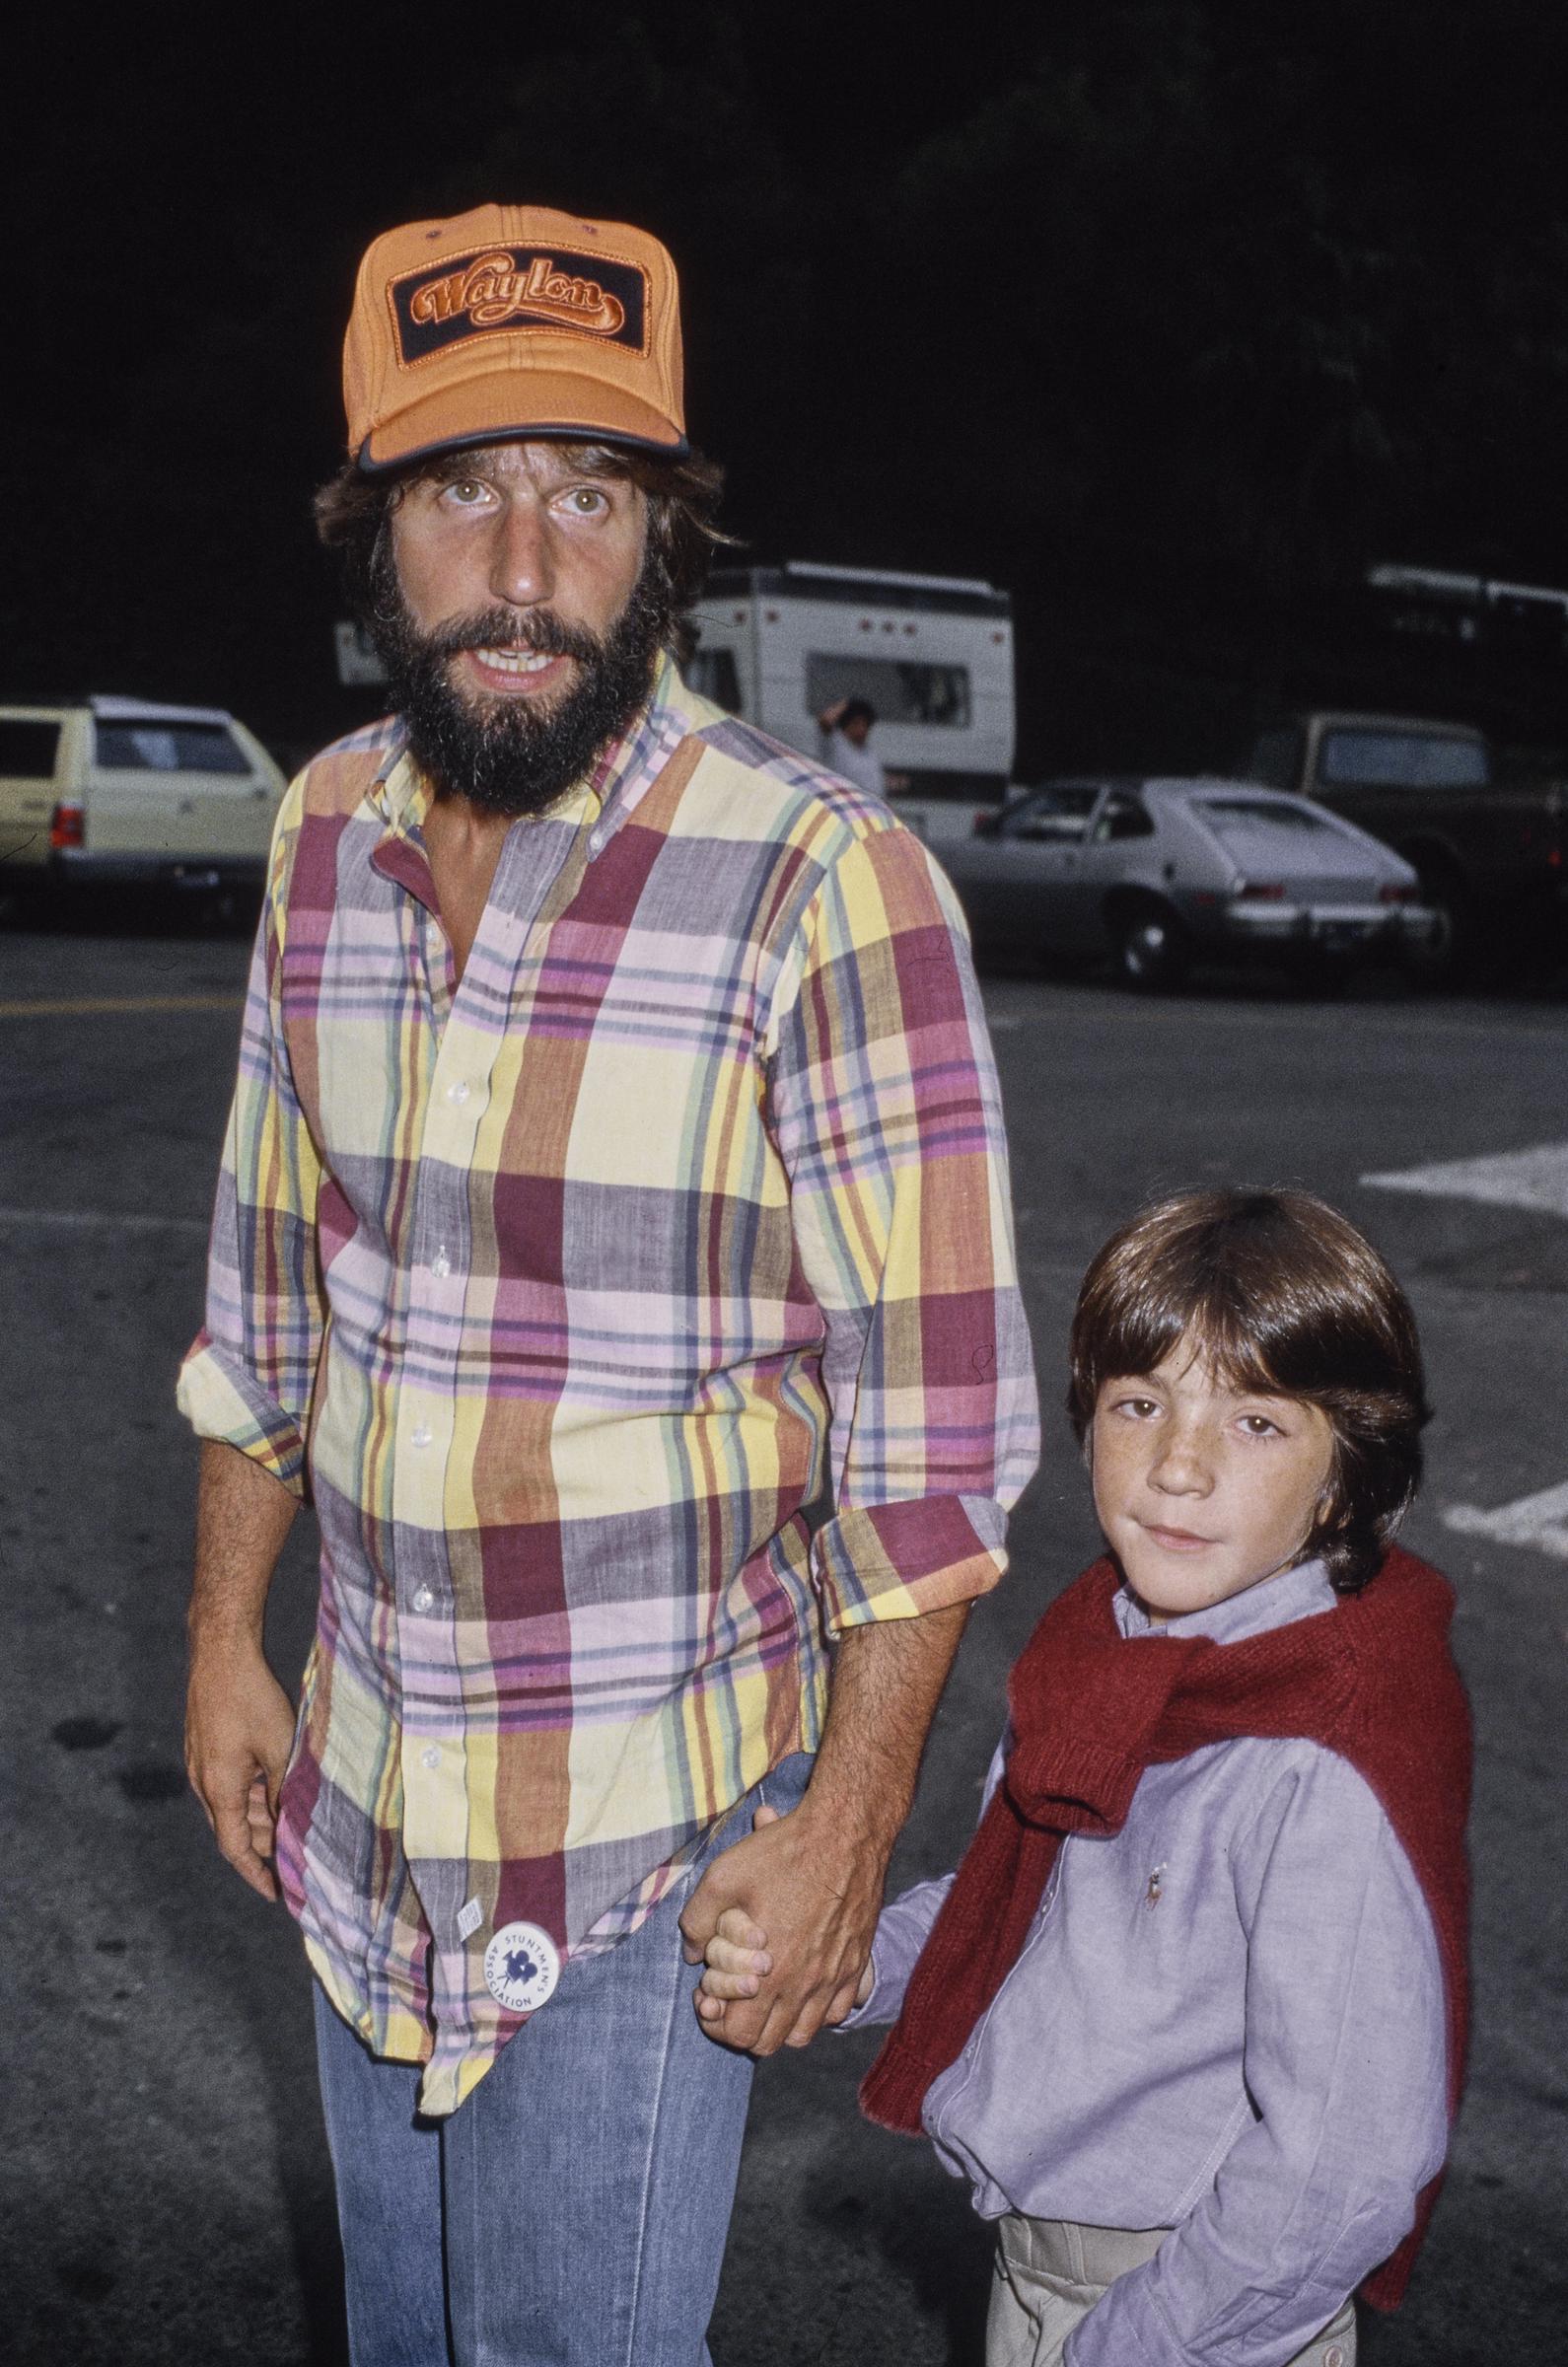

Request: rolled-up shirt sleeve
left=177, top=790, right=324, bottom=1493
left=764, top=825, right=1038, bottom=1633
left=1067, top=1752, right=1450, bottom=2367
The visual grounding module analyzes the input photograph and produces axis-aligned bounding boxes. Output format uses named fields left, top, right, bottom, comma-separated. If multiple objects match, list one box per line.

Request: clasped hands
left=678, top=1800, right=879, bottom=2055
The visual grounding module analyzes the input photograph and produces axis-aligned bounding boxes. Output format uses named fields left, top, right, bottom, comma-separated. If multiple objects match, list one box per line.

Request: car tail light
left=1232, top=880, right=1286, bottom=900
left=1378, top=883, right=1419, bottom=904
left=50, top=800, right=84, bottom=850
left=971, top=810, right=1001, bottom=837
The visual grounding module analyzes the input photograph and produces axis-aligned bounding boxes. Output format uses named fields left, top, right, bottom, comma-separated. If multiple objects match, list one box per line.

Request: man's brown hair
left=314, top=439, right=729, bottom=662
left=1067, top=1188, right=1430, bottom=1593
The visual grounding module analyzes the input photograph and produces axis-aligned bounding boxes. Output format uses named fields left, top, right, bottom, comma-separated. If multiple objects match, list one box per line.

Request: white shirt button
left=588, top=828, right=605, bottom=856
left=409, top=1424, right=433, bottom=1450
left=411, top=1585, right=434, bottom=1614
left=421, top=1745, right=442, bottom=1770
left=430, top=1249, right=452, bottom=1279
left=447, top=1079, right=471, bottom=1106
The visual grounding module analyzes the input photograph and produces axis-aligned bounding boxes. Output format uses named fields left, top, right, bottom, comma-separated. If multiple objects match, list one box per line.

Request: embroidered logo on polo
left=391, top=248, right=649, bottom=365
left=482, top=1919, right=561, bottom=2013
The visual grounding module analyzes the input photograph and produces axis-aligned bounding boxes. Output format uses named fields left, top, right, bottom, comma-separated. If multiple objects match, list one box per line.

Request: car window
left=0, top=719, right=62, bottom=777
left=1092, top=794, right=1155, bottom=842
left=94, top=720, right=251, bottom=774
left=1195, top=797, right=1340, bottom=839
left=1319, top=730, right=1489, bottom=789
left=1005, top=784, right=1102, bottom=841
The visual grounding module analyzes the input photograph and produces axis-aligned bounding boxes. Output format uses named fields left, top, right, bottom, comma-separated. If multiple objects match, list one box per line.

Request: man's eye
left=442, top=480, right=488, bottom=506
left=562, top=486, right=608, bottom=515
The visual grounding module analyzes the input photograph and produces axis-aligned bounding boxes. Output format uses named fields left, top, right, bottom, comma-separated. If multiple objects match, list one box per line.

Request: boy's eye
left=1238, top=1413, right=1283, bottom=1437
left=1111, top=1396, right=1161, bottom=1420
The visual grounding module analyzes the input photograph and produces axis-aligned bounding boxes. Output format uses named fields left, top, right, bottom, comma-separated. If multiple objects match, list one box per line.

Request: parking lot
left=4, top=913, right=1567, bottom=2366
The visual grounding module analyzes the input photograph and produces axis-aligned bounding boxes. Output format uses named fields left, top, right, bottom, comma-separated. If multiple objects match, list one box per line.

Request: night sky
left=9, top=0, right=1568, bottom=768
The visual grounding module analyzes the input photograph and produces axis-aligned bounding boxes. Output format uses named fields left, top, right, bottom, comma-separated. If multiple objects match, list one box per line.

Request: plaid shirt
left=178, top=660, right=1037, bottom=2115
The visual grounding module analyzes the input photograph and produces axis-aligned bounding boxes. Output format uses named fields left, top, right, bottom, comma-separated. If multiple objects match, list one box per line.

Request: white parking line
left=1443, top=1479, right=1568, bottom=1561
left=1362, top=1141, right=1568, bottom=1221
left=0, top=1207, right=208, bottom=1235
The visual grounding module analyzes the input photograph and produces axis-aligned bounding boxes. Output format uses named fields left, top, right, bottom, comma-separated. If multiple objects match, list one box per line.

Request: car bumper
left=1209, top=900, right=1440, bottom=954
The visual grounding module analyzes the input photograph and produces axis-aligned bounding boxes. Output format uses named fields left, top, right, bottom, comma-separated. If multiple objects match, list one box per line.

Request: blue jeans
left=313, top=1752, right=813, bottom=2366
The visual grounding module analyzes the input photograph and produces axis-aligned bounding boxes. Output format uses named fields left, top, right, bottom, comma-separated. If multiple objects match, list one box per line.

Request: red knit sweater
left=860, top=1545, right=1472, bottom=2311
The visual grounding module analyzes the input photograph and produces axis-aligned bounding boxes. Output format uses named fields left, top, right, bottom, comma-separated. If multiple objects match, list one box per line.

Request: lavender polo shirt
left=851, top=1558, right=1449, bottom=2366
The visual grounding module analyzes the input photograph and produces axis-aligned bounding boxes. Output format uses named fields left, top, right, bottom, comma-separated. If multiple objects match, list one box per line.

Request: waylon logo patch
left=482, top=1918, right=562, bottom=2014
left=392, top=248, right=648, bottom=366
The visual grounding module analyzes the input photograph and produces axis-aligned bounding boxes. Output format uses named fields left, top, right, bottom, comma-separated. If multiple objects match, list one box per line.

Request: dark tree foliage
left=6, top=0, right=1567, bottom=765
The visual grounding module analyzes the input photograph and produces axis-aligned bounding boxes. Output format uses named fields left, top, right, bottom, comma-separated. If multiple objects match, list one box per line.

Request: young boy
left=699, top=1188, right=1470, bottom=2367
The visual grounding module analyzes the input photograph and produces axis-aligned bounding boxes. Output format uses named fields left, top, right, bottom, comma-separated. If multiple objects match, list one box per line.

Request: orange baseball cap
left=343, top=203, right=687, bottom=471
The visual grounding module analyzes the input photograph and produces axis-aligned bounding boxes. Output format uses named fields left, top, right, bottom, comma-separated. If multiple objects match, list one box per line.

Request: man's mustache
left=424, top=608, right=605, bottom=667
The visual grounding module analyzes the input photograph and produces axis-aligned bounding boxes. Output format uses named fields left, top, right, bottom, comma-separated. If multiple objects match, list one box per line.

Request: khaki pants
left=987, top=2216, right=1357, bottom=2367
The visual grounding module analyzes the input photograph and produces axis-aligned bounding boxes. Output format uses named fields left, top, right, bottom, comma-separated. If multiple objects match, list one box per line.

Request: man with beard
left=180, top=203, right=1036, bottom=2367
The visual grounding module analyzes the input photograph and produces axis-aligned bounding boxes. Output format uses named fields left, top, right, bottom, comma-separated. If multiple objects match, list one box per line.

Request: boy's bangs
left=1094, top=1276, right=1292, bottom=1403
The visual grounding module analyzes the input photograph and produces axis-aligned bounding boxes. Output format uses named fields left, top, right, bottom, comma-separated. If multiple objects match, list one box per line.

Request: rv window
left=806, top=655, right=971, bottom=729
left=686, top=648, right=742, bottom=713
left=94, top=721, right=251, bottom=774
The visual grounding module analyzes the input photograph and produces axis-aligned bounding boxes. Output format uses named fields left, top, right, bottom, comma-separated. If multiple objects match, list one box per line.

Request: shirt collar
left=367, top=653, right=703, bottom=852
left=1114, top=1556, right=1337, bottom=1645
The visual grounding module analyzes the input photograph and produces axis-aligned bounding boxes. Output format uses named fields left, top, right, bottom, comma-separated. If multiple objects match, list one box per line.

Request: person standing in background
left=818, top=691, right=888, bottom=797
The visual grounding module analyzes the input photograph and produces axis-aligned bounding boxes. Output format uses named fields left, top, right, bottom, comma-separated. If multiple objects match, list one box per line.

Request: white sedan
left=942, top=774, right=1442, bottom=989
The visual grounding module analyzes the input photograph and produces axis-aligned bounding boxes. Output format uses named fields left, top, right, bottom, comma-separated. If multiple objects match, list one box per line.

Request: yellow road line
left=0, top=992, right=244, bottom=1019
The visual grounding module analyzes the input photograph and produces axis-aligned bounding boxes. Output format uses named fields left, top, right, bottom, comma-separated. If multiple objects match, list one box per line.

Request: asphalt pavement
left=3, top=912, right=1566, bottom=2366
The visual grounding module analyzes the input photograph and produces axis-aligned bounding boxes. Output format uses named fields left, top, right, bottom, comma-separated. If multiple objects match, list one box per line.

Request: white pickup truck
left=0, top=695, right=286, bottom=910
left=688, top=561, right=1017, bottom=844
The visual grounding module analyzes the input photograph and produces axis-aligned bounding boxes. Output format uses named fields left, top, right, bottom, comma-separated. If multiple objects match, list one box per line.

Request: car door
left=1072, top=790, right=1163, bottom=948
left=954, top=781, right=1103, bottom=951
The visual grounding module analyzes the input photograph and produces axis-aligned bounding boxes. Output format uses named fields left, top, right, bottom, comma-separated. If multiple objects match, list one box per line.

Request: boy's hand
left=695, top=1902, right=775, bottom=2025
left=695, top=1804, right=781, bottom=2032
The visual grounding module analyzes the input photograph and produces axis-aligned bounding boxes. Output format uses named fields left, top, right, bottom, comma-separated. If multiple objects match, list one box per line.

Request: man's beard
left=365, top=539, right=673, bottom=819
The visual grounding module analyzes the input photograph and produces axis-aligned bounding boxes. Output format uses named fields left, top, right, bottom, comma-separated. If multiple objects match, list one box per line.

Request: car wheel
left=1114, top=907, right=1191, bottom=991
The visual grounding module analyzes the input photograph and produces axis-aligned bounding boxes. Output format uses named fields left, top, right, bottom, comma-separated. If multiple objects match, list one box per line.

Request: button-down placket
left=390, top=783, right=601, bottom=1878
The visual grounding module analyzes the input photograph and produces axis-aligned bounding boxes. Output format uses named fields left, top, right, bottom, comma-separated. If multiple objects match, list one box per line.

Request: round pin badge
left=482, top=1920, right=561, bottom=2013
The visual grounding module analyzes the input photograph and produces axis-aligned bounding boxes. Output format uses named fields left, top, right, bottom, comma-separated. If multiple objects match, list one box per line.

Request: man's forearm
left=185, top=1439, right=301, bottom=1899
left=807, top=1602, right=970, bottom=1849
left=189, top=1437, right=299, bottom=1647
left=679, top=1601, right=969, bottom=2052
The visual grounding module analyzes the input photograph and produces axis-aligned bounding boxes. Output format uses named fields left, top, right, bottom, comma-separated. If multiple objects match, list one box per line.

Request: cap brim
left=359, top=367, right=687, bottom=472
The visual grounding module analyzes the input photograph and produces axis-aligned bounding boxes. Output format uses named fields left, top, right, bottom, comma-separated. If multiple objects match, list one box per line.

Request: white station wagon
left=944, top=774, right=1442, bottom=988
left=0, top=695, right=286, bottom=910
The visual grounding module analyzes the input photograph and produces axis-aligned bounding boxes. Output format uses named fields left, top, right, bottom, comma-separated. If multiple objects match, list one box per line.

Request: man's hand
left=694, top=1826, right=877, bottom=2038
left=185, top=1642, right=297, bottom=1899
left=680, top=1798, right=886, bottom=2053
left=185, top=1438, right=300, bottom=1901
left=681, top=1603, right=970, bottom=2054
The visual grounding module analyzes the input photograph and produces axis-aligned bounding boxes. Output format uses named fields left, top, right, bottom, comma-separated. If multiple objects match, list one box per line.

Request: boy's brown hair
left=1067, top=1188, right=1429, bottom=1592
